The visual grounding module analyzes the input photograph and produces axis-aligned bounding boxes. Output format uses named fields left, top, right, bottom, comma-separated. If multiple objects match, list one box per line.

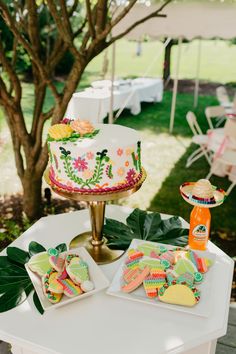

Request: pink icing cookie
left=122, top=266, right=150, bottom=293
left=49, top=255, right=65, bottom=273
left=197, top=258, right=208, bottom=273
left=160, top=250, right=175, bottom=265
left=57, top=278, right=83, bottom=298
left=123, top=268, right=140, bottom=283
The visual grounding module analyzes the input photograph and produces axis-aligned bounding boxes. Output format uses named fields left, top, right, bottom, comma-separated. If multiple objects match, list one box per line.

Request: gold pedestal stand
left=44, top=169, right=146, bottom=264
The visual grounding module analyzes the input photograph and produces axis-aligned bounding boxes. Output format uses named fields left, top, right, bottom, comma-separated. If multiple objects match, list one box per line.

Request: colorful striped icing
left=57, top=278, right=82, bottom=297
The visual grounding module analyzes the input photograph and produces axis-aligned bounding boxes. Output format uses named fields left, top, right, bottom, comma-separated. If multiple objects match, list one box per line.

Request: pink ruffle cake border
left=49, top=169, right=143, bottom=194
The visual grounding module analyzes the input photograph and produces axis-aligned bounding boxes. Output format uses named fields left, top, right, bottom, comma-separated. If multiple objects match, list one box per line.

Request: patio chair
left=216, top=86, right=233, bottom=109
left=205, top=106, right=226, bottom=129
left=186, top=111, right=212, bottom=168
left=206, top=120, right=236, bottom=195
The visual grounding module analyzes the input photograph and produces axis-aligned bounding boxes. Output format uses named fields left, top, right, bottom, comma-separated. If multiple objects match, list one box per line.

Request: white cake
left=47, top=120, right=142, bottom=193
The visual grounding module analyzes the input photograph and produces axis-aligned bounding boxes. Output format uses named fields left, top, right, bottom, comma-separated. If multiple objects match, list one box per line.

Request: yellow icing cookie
left=48, top=124, right=73, bottom=140
left=158, top=283, right=200, bottom=307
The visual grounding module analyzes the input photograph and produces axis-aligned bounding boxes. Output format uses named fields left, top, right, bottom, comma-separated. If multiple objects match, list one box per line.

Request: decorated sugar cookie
left=123, top=268, right=141, bottom=283
left=81, top=280, right=94, bottom=293
left=28, top=252, right=51, bottom=277
left=47, top=270, right=64, bottom=294
left=57, top=278, right=83, bottom=298
left=137, top=243, right=161, bottom=257
left=49, top=254, right=65, bottom=273
left=143, top=276, right=159, bottom=298
left=66, top=258, right=89, bottom=285
left=139, top=258, right=164, bottom=271
left=125, top=258, right=140, bottom=270
left=42, top=269, right=63, bottom=304
left=158, top=282, right=200, bottom=307
left=127, top=249, right=144, bottom=261
left=122, top=267, right=150, bottom=293
left=174, top=258, right=197, bottom=276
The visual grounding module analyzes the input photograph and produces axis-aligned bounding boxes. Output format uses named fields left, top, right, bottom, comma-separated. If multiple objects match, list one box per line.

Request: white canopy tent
left=112, top=0, right=236, bottom=132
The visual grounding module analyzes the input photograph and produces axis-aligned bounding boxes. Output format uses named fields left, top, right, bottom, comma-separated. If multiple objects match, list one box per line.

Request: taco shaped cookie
left=158, top=281, right=200, bottom=307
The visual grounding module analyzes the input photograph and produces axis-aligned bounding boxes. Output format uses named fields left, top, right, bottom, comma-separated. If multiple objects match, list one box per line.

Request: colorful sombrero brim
left=180, top=182, right=226, bottom=208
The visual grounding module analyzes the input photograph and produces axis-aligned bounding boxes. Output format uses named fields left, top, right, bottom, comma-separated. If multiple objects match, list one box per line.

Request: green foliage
left=0, top=217, right=32, bottom=250
left=0, top=241, right=67, bottom=314
left=28, top=241, right=46, bottom=256
left=104, top=208, right=189, bottom=250
left=33, top=291, right=44, bottom=315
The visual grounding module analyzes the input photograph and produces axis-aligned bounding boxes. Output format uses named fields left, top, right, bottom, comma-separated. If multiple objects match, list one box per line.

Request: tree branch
left=26, top=0, right=41, bottom=57
left=68, top=0, right=79, bottom=17
left=0, top=1, right=60, bottom=102
left=47, top=0, right=82, bottom=61
left=86, top=0, right=96, bottom=38
left=0, top=40, right=21, bottom=102
left=0, top=76, right=15, bottom=108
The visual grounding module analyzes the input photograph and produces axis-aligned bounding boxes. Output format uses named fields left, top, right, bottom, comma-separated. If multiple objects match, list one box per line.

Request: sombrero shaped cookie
left=180, top=179, right=226, bottom=208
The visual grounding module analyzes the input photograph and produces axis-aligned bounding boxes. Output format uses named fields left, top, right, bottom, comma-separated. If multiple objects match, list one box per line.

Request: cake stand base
left=69, top=231, right=124, bottom=264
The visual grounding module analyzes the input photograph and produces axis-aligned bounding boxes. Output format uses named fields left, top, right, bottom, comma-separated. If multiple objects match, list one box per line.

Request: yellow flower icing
left=48, top=124, right=73, bottom=139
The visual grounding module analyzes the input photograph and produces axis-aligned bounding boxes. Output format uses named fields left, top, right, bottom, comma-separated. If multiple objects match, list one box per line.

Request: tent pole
left=169, top=36, right=182, bottom=133
left=143, top=37, right=172, bottom=77
left=194, top=38, right=202, bottom=108
left=109, top=42, right=116, bottom=124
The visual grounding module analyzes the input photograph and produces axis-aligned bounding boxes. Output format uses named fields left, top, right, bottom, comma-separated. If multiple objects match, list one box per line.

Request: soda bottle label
left=192, top=224, right=208, bottom=241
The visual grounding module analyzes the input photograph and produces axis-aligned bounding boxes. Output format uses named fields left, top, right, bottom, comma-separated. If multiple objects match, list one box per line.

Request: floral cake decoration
left=48, top=118, right=100, bottom=142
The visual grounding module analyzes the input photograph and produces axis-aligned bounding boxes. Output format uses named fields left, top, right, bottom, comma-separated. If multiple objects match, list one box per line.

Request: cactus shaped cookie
left=66, top=256, right=89, bottom=285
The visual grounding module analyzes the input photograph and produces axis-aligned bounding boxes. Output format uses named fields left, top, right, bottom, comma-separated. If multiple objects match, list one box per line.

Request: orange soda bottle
left=188, top=206, right=211, bottom=250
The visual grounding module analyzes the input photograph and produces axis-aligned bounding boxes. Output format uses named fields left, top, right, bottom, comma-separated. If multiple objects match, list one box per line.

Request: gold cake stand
left=44, top=168, right=146, bottom=264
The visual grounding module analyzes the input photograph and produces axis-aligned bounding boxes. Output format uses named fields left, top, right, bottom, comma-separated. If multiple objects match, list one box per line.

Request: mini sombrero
left=180, top=179, right=226, bottom=208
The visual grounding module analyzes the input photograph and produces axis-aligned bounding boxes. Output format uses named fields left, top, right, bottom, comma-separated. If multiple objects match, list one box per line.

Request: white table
left=65, top=78, right=163, bottom=123
left=0, top=205, right=233, bottom=354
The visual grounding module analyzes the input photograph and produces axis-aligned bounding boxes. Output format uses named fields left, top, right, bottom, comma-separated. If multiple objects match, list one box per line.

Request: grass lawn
left=113, top=91, right=236, bottom=236
left=0, top=39, right=235, bottom=238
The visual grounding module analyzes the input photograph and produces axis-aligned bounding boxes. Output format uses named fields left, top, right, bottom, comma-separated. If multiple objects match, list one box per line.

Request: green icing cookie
left=174, top=258, right=197, bottom=276
left=28, top=252, right=51, bottom=276
left=67, top=259, right=89, bottom=284
left=139, top=258, right=164, bottom=270
left=137, top=243, right=160, bottom=256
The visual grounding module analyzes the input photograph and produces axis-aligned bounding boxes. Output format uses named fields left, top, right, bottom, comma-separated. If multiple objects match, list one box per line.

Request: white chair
left=205, top=106, right=226, bottom=129
left=206, top=120, right=236, bottom=195
left=216, top=86, right=233, bottom=109
left=186, top=111, right=212, bottom=168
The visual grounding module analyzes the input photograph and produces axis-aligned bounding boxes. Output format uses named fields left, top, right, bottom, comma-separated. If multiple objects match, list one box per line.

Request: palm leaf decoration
left=0, top=241, right=67, bottom=314
left=104, top=208, right=189, bottom=250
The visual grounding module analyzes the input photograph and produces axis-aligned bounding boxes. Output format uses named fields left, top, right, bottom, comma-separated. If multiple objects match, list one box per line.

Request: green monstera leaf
left=0, top=241, right=67, bottom=314
left=104, top=208, right=189, bottom=250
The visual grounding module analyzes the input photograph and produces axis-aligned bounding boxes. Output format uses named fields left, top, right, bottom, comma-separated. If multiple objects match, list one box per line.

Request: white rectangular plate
left=107, top=239, right=216, bottom=317
left=25, top=247, right=110, bottom=311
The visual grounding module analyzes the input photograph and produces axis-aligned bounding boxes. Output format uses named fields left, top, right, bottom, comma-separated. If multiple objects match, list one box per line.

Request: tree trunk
left=22, top=172, right=43, bottom=221
left=163, top=39, right=173, bottom=82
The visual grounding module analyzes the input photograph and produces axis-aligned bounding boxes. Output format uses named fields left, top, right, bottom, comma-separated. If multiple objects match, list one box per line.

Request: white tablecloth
left=65, top=78, right=163, bottom=123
